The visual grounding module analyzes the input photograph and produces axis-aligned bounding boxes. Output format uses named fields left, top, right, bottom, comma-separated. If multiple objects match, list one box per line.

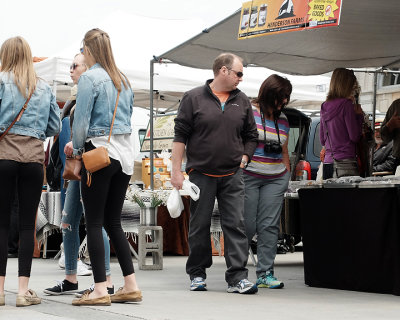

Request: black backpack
left=46, top=137, right=62, bottom=191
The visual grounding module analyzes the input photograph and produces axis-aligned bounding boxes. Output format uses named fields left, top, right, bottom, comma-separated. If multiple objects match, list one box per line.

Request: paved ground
left=1, top=252, right=400, bottom=320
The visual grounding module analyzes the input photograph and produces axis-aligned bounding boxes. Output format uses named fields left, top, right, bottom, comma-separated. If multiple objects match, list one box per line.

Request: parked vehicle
left=283, top=108, right=322, bottom=181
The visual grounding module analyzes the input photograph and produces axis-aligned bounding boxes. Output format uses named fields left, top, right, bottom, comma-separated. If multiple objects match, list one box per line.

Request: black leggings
left=0, top=160, right=43, bottom=277
left=81, top=155, right=133, bottom=283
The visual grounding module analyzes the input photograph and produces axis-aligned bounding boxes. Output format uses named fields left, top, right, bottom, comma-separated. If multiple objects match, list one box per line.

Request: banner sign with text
left=238, top=0, right=342, bottom=39
left=141, top=114, right=177, bottom=152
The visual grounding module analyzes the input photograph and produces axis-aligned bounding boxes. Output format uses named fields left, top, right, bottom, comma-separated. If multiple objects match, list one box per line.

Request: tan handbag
left=62, top=157, right=81, bottom=181
left=82, top=92, right=120, bottom=187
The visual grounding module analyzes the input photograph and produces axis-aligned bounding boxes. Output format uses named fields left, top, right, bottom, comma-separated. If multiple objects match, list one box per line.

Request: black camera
left=264, top=141, right=282, bottom=154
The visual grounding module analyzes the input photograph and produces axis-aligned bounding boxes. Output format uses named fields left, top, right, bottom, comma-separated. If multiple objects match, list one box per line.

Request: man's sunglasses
left=228, top=68, right=244, bottom=78
left=70, top=63, right=81, bottom=71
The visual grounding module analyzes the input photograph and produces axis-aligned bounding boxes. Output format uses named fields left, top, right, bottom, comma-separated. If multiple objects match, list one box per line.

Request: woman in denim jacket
left=71, top=29, right=141, bottom=306
left=0, top=36, right=60, bottom=307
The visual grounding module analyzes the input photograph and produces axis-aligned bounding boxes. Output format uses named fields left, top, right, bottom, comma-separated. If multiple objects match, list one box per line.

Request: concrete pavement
left=1, top=252, right=400, bottom=320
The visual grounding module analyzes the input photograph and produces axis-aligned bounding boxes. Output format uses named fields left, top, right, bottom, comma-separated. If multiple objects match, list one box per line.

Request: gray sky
left=2, top=0, right=244, bottom=57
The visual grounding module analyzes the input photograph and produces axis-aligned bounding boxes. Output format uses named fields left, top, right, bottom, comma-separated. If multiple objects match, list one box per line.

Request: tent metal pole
left=150, top=59, right=155, bottom=190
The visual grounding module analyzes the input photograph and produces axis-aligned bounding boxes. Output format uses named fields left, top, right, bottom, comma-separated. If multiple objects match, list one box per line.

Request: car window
left=313, top=123, right=322, bottom=157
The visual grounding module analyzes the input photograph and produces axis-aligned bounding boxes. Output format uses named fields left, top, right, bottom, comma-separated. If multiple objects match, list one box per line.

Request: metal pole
left=150, top=60, right=155, bottom=190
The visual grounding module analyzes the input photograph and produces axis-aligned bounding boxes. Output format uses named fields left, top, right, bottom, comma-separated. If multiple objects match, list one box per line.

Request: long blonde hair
left=0, top=36, right=37, bottom=98
left=82, top=28, right=129, bottom=92
left=326, top=68, right=357, bottom=101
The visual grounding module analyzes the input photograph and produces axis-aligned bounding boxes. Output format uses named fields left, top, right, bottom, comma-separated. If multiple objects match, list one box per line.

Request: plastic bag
left=316, top=162, right=323, bottom=182
left=182, top=180, right=200, bottom=201
left=167, top=188, right=184, bottom=218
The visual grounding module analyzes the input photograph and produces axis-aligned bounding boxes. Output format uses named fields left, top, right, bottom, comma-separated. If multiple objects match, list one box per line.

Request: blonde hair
left=0, top=36, right=37, bottom=98
left=82, top=28, right=129, bottom=91
left=327, top=68, right=357, bottom=101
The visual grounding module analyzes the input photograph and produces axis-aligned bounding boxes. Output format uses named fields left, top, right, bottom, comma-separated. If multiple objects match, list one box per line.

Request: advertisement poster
left=141, top=114, right=176, bottom=152
left=238, top=0, right=342, bottom=39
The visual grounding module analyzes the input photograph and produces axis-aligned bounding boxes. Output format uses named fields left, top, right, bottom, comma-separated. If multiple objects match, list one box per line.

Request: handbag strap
left=0, top=90, right=34, bottom=142
left=107, top=91, right=120, bottom=144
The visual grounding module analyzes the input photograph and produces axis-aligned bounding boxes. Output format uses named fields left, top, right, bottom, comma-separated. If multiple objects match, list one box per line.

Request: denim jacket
left=72, top=63, right=133, bottom=155
left=0, top=72, right=61, bottom=140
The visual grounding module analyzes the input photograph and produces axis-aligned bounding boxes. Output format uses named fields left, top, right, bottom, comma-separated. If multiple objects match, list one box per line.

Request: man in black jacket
left=171, top=53, right=258, bottom=294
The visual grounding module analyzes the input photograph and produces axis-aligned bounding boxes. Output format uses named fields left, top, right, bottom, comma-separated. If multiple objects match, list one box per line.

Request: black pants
left=81, top=156, right=133, bottom=283
left=186, top=169, right=249, bottom=286
left=8, top=188, right=19, bottom=254
left=0, top=160, right=43, bottom=277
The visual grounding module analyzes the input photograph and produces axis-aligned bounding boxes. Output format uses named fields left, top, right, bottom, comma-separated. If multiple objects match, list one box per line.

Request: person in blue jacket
left=0, top=36, right=60, bottom=307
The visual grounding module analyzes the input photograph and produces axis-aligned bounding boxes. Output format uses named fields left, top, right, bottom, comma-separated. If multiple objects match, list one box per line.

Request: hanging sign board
left=238, top=0, right=342, bottom=39
left=140, top=114, right=177, bottom=152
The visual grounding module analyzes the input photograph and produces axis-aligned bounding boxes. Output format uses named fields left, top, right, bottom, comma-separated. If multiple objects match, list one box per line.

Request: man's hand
left=171, top=170, right=185, bottom=190
left=64, top=141, right=74, bottom=157
left=240, top=155, right=249, bottom=168
left=387, top=111, right=400, bottom=131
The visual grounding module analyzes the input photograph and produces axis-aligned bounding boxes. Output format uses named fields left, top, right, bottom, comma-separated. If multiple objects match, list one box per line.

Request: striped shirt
left=244, top=107, right=289, bottom=179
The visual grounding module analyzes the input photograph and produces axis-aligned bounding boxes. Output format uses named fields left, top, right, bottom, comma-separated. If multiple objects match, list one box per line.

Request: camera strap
left=261, top=112, right=281, bottom=145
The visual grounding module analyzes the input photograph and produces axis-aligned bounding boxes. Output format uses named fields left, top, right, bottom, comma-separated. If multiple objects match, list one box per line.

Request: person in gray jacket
left=171, top=53, right=258, bottom=294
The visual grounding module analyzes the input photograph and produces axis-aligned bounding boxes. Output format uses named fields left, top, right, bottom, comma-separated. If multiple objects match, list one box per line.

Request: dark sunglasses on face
left=229, top=68, right=244, bottom=78
left=70, top=63, right=81, bottom=71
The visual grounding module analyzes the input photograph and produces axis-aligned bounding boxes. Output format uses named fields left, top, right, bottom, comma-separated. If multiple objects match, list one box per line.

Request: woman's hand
left=73, top=159, right=82, bottom=180
left=320, top=147, right=326, bottom=162
left=64, top=141, right=74, bottom=157
left=354, top=103, right=363, bottom=115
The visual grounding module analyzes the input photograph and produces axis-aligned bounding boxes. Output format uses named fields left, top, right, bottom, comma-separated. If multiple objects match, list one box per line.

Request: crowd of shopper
left=0, top=29, right=396, bottom=308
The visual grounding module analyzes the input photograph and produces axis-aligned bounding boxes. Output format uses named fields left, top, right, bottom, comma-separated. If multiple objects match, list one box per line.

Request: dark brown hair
left=254, top=74, right=292, bottom=116
left=327, top=68, right=357, bottom=101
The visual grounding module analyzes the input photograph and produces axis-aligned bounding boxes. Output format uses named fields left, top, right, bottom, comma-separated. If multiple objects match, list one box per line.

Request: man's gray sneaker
left=190, top=277, right=207, bottom=291
left=227, top=279, right=258, bottom=294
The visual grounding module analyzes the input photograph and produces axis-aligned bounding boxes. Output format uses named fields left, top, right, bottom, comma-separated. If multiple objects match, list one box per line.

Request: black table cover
left=298, top=186, right=400, bottom=295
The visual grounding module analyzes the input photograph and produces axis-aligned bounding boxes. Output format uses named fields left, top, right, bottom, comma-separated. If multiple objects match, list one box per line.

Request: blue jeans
left=243, top=171, right=290, bottom=277
left=59, top=117, right=71, bottom=209
left=61, top=179, right=111, bottom=276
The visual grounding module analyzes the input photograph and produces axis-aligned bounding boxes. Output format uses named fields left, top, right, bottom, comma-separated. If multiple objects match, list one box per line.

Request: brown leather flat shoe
left=110, top=287, right=142, bottom=303
left=72, top=291, right=111, bottom=306
left=16, top=289, right=41, bottom=307
left=0, top=293, right=5, bottom=306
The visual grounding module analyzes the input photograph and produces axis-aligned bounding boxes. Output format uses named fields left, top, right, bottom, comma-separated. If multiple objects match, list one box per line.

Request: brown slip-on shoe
left=72, top=291, right=111, bottom=306
left=110, top=287, right=142, bottom=303
left=16, top=289, right=41, bottom=307
left=0, top=293, right=4, bottom=306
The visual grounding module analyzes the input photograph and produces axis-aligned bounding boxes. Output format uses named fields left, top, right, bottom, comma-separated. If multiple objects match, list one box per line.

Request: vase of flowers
left=126, top=186, right=169, bottom=226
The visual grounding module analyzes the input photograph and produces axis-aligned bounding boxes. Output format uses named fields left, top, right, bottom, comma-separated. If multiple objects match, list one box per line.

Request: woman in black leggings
left=0, top=36, right=60, bottom=307
left=71, top=29, right=141, bottom=306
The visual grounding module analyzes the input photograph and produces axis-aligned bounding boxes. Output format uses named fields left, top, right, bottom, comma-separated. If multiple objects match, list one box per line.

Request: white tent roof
left=33, top=11, right=331, bottom=111
left=157, top=0, right=400, bottom=75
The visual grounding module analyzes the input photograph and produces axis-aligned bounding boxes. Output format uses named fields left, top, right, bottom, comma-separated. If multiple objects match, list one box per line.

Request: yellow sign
left=238, top=0, right=342, bottom=39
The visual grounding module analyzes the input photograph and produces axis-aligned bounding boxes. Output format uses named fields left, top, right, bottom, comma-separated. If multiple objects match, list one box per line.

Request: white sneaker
left=58, top=253, right=65, bottom=269
left=77, top=260, right=92, bottom=276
